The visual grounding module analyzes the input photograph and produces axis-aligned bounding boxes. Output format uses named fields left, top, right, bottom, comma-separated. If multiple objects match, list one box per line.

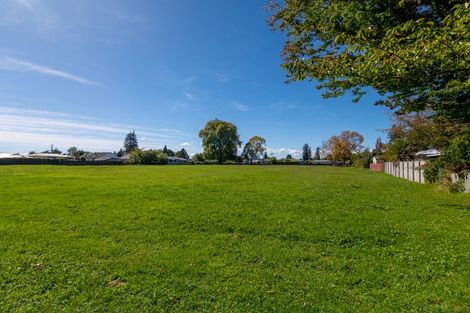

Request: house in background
left=370, top=155, right=384, bottom=172
left=372, top=155, right=383, bottom=164
left=81, top=152, right=122, bottom=162
left=120, top=154, right=130, bottom=163
left=415, top=149, right=441, bottom=160
left=167, top=156, right=190, bottom=165
left=0, top=153, right=27, bottom=159
left=28, top=153, right=74, bottom=160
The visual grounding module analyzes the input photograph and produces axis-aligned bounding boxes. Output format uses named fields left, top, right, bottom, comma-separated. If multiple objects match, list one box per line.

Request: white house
left=372, top=155, right=383, bottom=164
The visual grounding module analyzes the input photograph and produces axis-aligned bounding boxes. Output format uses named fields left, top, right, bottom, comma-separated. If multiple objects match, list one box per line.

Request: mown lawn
left=0, top=165, right=469, bottom=312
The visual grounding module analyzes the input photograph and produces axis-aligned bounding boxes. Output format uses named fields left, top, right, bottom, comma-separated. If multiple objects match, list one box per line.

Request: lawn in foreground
left=0, top=165, right=469, bottom=312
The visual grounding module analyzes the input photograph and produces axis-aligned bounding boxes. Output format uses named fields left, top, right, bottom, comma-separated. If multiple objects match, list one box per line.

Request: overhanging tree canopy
left=269, top=1, right=470, bottom=122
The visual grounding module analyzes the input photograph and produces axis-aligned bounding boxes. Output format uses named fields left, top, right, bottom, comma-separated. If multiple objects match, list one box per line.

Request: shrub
left=191, top=153, right=205, bottom=163
left=204, top=160, right=219, bottom=165
left=449, top=178, right=466, bottom=193
left=423, top=133, right=470, bottom=192
left=353, top=150, right=372, bottom=169
left=222, top=160, right=239, bottom=165
left=441, top=133, right=470, bottom=174
left=423, top=159, right=445, bottom=184
left=272, top=159, right=299, bottom=165
left=129, top=149, right=167, bottom=165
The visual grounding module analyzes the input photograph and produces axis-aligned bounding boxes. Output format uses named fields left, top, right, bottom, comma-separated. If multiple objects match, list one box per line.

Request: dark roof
left=82, top=152, right=120, bottom=160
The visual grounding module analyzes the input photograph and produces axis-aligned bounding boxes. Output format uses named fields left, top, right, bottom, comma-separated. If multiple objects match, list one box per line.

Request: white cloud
left=233, top=101, right=251, bottom=112
left=180, top=142, right=192, bottom=147
left=0, top=56, right=100, bottom=86
left=267, top=147, right=301, bottom=158
left=0, top=106, right=196, bottom=152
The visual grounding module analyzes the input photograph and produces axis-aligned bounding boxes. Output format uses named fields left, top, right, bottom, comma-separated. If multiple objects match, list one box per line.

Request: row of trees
left=197, top=119, right=376, bottom=165
left=122, top=131, right=191, bottom=164
left=64, top=118, right=420, bottom=168
left=62, top=114, right=467, bottom=191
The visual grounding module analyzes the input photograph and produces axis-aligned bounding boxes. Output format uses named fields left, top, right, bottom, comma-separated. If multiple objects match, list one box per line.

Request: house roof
left=0, top=153, right=27, bottom=159
left=82, top=152, right=120, bottom=160
left=27, top=153, right=74, bottom=159
left=415, top=149, right=441, bottom=158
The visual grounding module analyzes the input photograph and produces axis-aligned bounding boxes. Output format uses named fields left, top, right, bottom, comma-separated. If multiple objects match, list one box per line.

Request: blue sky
left=0, top=0, right=391, bottom=157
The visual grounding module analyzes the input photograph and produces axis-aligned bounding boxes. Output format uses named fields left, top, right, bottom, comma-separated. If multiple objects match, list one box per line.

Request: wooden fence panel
left=384, top=161, right=426, bottom=184
left=384, top=161, right=470, bottom=192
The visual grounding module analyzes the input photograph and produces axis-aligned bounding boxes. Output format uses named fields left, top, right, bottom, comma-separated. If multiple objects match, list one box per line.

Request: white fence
left=384, top=161, right=426, bottom=183
left=384, top=161, right=470, bottom=192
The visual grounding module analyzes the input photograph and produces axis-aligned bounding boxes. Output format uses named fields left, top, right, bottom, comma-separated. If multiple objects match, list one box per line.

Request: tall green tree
left=199, top=119, right=242, bottom=163
left=162, top=145, right=175, bottom=157
left=269, top=1, right=470, bottom=122
left=175, top=148, right=190, bottom=159
left=67, top=146, right=78, bottom=156
left=302, top=143, right=312, bottom=161
left=241, top=136, right=267, bottom=161
left=191, top=153, right=205, bottom=163
left=67, top=146, right=85, bottom=158
left=124, top=130, right=139, bottom=153
left=383, top=112, right=470, bottom=160
left=373, top=137, right=386, bottom=155
left=314, top=147, right=321, bottom=160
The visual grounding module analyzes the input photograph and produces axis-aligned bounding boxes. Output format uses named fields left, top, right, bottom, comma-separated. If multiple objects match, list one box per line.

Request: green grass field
left=1, top=165, right=469, bottom=312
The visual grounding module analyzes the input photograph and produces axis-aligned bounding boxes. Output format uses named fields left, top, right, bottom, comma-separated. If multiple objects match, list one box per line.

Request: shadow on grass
left=443, top=203, right=470, bottom=211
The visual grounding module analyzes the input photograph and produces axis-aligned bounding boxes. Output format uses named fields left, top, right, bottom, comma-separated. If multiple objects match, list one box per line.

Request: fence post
left=419, top=161, right=424, bottom=184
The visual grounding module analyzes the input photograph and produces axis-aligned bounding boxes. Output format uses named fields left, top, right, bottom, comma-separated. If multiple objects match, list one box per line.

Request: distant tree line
left=52, top=114, right=467, bottom=192
left=196, top=119, right=375, bottom=166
